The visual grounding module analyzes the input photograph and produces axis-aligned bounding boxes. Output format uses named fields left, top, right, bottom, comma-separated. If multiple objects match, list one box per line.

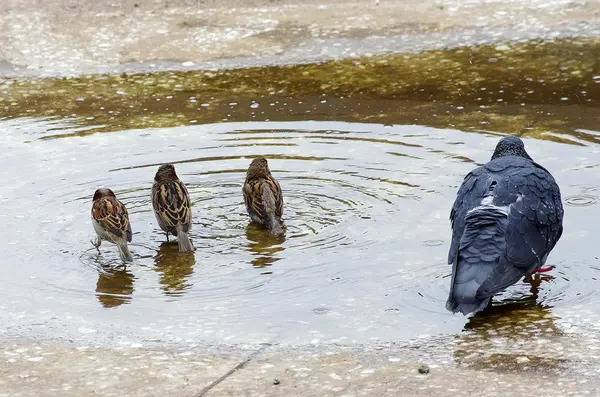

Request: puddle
left=0, top=38, right=599, bottom=349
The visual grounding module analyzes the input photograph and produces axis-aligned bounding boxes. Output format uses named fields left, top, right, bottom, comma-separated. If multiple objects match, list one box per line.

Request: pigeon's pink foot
left=524, top=266, right=555, bottom=284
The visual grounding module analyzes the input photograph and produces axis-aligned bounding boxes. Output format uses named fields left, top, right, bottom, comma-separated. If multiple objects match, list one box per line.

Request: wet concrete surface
left=1, top=0, right=600, bottom=76
left=2, top=341, right=600, bottom=396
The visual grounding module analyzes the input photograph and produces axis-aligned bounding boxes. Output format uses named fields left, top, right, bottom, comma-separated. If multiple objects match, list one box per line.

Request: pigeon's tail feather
left=446, top=296, right=490, bottom=315
left=116, top=240, right=134, bottom=262
left=261, top=184, right=283, bottom=235
left=447, top=205, right=508, bottom=315
left=176, top=225, right=194, bottom=253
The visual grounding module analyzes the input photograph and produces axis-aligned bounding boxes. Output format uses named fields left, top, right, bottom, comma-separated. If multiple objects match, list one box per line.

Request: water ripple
left=0, top=118, right=598, bottom=344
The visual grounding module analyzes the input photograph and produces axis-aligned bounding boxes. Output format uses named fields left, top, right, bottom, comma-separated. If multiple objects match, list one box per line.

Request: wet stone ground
left=1, top=37, right=600, bottom=395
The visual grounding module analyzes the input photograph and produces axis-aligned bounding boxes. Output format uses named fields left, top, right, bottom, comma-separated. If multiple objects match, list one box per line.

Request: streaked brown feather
left=152, top=179, right=192, bottom=235
left=92, top=196, right=132, bottom=242
left=243, top=158, right=283, bottom=228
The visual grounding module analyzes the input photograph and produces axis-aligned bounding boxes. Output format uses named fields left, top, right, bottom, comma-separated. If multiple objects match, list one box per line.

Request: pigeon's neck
left=491, top=151, right=532, bottom=161
left=490, top=138, right=533, bottom=160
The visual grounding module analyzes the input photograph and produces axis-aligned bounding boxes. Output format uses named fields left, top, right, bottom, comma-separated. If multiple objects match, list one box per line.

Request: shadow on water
left=0, top=37, right=599, bottom=348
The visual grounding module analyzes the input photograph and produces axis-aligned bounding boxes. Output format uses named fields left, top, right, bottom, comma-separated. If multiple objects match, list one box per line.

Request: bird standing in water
left=447, top=136, right=563, bottom=315
left=152, top=164, right=194, bottom=252
left=91, top=188, right=134, bottom=262
left=243, top=157, right=284, bottom=235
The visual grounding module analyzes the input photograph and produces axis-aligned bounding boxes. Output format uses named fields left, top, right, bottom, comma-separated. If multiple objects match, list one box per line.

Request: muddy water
left=0, top=38, right=599, bottom=348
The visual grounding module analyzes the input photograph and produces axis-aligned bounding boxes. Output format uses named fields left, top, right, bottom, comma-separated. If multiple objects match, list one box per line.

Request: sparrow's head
left=491, top=136, right=533, bottom=161
left=155, top=164, right=179, bottom=182
left=246, top=157, right=271, bottom=179
left=93, top=188, right=116, bottom=202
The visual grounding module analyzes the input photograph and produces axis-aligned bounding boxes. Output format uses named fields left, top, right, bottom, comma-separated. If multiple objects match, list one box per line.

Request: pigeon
left=243, top=157, right=284, bottom=235
left=91, top=188, right=134, bottom=262
left=152, top=164, right=194, bottom=252
left=446, top=136, right=563, bottom=315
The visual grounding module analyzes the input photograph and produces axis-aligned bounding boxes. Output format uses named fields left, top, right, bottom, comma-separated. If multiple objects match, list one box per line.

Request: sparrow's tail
left=267, top=216, right=284, bottom=235
left=116, top=241, right=134, bottom=262
left=176, top=225, right=194, bottom=253
left=261, top=183, right=283, bottom=235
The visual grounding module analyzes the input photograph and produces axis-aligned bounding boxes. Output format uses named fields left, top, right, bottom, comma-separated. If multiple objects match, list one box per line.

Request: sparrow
left=91, top=188, right=133, bottom=262
left=151, top=164, right=194, bottom=252
left=243, top=157, right=284, bottom=235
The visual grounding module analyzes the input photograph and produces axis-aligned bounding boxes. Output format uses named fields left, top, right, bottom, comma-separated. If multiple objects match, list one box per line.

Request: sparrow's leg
left=90, top=237, right=102, bottom=253
left=165, top=232, right=170, bottom=242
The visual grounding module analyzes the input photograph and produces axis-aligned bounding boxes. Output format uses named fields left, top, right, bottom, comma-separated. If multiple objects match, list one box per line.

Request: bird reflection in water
left=453, top=281, right=567, bottom=373
left=154, top=242, right=196, bottom=296
left=245, top=223, right=285, bottom=268
left=95, top=264, right=135, bottom=308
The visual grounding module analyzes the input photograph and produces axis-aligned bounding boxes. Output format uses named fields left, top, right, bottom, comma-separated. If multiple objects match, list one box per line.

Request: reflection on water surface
left=154, top=242, right=196, bottom=297
left=1, top=38, right=598, bottom=144
left=95, top=264, right=135, bottom=308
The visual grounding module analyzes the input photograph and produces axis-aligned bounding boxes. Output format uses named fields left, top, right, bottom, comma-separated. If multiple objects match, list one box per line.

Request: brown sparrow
left=91, top=188, right=133, bottom=262
left=151, top=164, right=193, bottom=252
left=243, top=157, right=284, bottom=235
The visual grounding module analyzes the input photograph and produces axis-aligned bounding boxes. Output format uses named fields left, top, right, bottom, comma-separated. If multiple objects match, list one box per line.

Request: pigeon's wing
left=447, top=196, right=509, bottom=314
left=92, top=197, right=131, bottom=240
left=447, top=164, right=508, bottom=314
left=448, top=166, right=493, bottom=264
left=501, top=163, right=562, bottom=268
left=152, top=180, right=192, bottom=231
left=477, top=162, right=564, bottom=297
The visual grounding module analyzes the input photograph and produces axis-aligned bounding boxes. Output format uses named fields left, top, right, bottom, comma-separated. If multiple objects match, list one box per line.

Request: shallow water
left=0, top=38, right=599, bottom=349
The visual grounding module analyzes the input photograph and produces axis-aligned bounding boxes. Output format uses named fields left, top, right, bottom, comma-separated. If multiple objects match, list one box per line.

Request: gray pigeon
left=447, top=136, right=563, bottom=315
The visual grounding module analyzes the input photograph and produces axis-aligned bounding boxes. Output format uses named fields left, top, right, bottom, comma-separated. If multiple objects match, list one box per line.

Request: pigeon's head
left=491, top=136, right=533, bottom=161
